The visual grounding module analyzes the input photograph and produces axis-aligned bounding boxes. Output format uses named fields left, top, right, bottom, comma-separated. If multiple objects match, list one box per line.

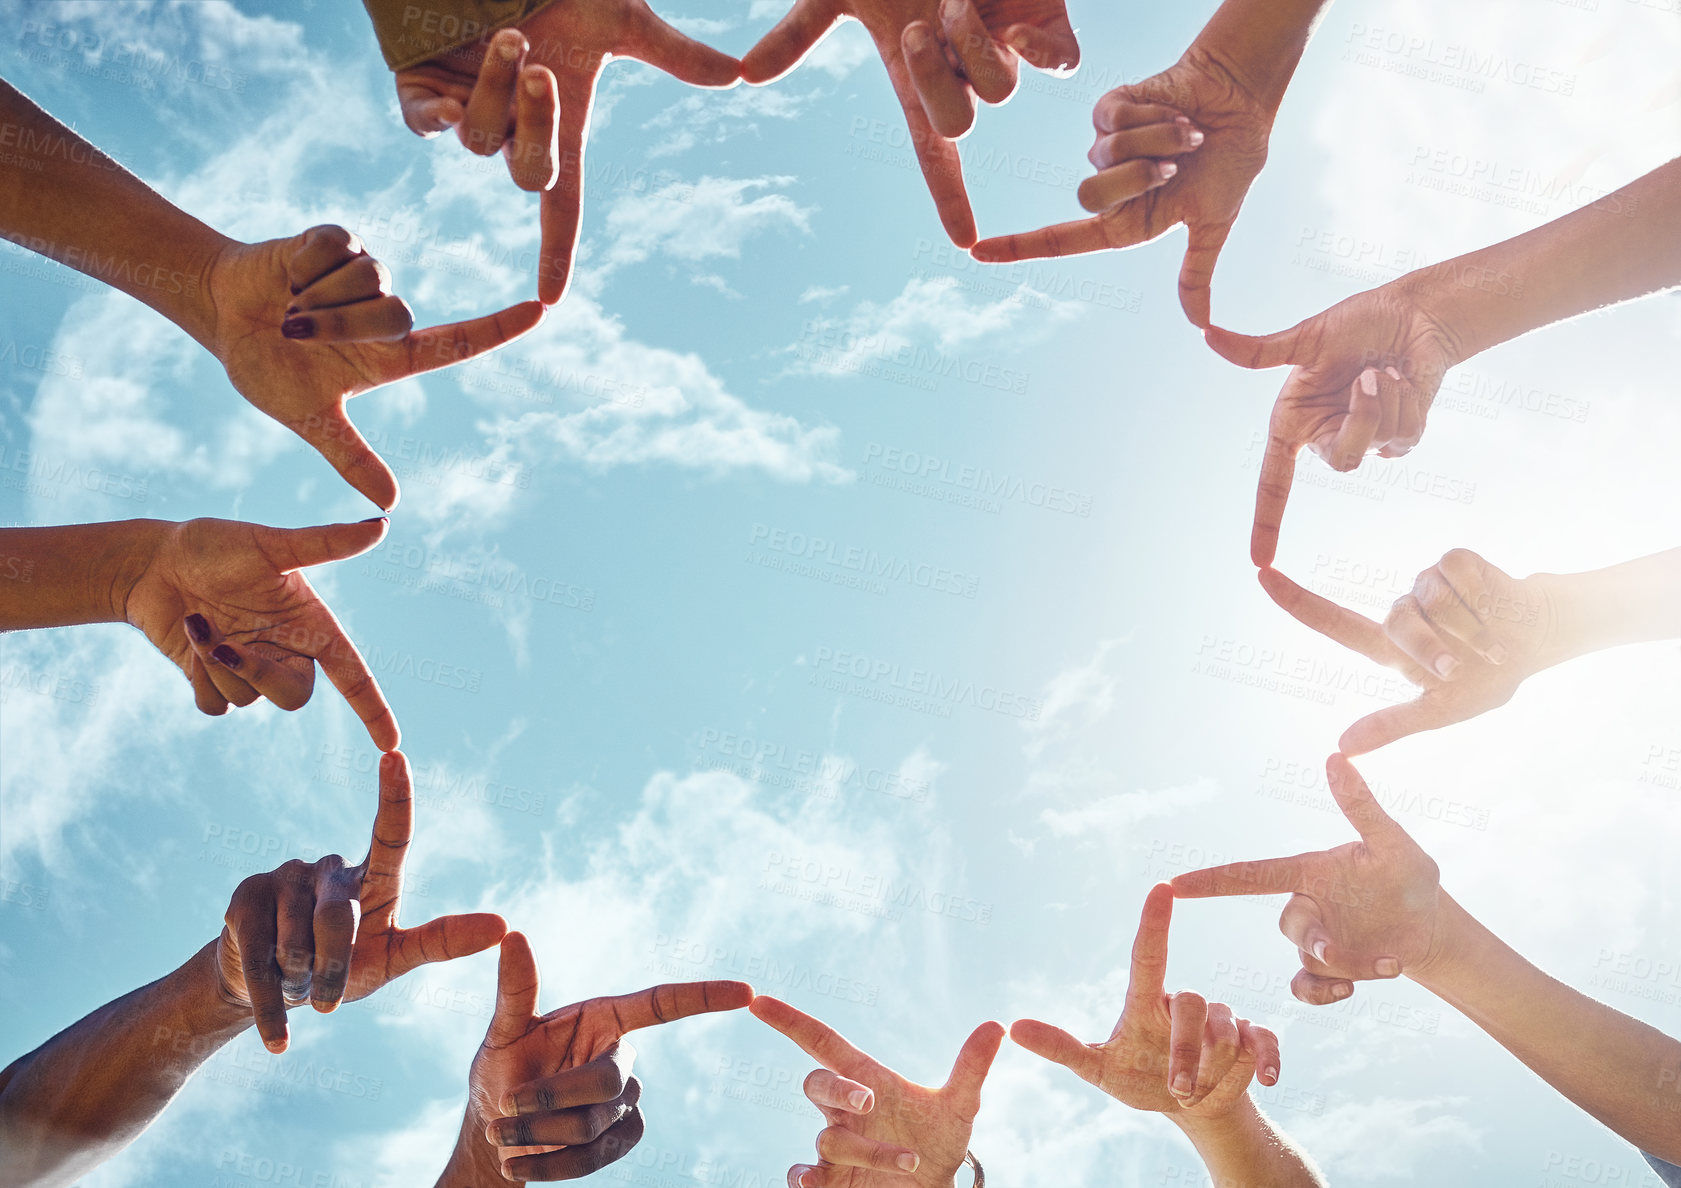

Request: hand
left=394, top=5, right=741, bottom=304
left=743, top=0, right=1078, bottom=248
left=461, top=932, right=753, bottom=1182
left=215, top=751, right=508, bottom=1051
left=970, top=45, right=1271, bottom=327
left=1011, top=884, right=1279, bottom=1120
left=750, top=994, right=1004, bottom=1188
left=123, top=516, right=400, bottom=749
left=900, top=0, right=1079, bottom=138
left=1200, top=277, right=1466, bottom=566
left=205, top=225, right=545, bottom=508
left=1258, top=562, right=1559, bottom=755
left=1172, top=753, right=1448, bottom=1005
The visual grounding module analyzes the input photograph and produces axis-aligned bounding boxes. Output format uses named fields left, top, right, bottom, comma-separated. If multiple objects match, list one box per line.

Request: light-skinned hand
left=750, top=994, right=1004, bottom=1188
left=1258, top=562, right=1557, bottom=755
left=970, top=46, right=1270, bottom=326
left=215, top=751, right=508, bottom=1051
left=210, top=224, right=545, bottom=509
left=742, top=0, right=1075, bottom=248
left=1202, top=279, right=1465, bottom=566
left=1172, top=753, right=1448, bottom=1005
left=1012, top=883, right=1280, bottom=1115
left=394, top=10, right=741, bottom=304
left=123, top=516, right=400, bottom=749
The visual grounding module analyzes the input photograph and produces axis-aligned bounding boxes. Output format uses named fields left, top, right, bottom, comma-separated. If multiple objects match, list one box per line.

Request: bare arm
left=0, top=943, right=250, bottom=1187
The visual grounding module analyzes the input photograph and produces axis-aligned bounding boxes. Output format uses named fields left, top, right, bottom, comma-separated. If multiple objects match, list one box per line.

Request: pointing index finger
left=604, top=980, right=754, bottom=1035
left=1171, top=853, right=1315, bottom=900
left=750, top=995, right=891, bottom=1084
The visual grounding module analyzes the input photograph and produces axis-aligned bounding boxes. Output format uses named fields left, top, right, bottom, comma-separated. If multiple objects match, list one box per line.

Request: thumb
left=1326, top=753, right=1407, bottom=846
left=1177, top=220, right=1233, bottom=330
left=486, top=930, right=541, bottom=1047
left=944, top=1020, right=1006, bottom=1120
left=1204, top=321, right=1300, bottom=370
left=260, top=517, right=389, bottom=573
left=296, top=405, right=399, bottom=511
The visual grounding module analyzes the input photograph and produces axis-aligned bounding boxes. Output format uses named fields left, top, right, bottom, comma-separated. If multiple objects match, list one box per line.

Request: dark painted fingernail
left=284, top=304, right=300, bottom=317
left=212, top=644, right=242, bottom=669
left=184, top=613, right=212, bottom=644
left=281, top=316, right=314, bottom=339
left=288, top=282, right=302, bottom=295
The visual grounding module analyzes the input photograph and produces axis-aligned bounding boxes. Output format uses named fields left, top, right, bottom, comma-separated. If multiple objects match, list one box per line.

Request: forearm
left=434, top=1107, right=512, bottom=1188
left=0, top=521, right=165, bottom=631
left=1415, top=894, right=1681, bottom=1162
left=1170, top=1097, right=1328, bottom=1188
left=1191, top=0, right=1334, bottom=114
left=0, top=941, right=252, bottom=1187
left=1404, top=156, right=1681, bottom=360
left=1534, top=547, right=1681, bottom=665
left=0, top=78, right=232, bottom=347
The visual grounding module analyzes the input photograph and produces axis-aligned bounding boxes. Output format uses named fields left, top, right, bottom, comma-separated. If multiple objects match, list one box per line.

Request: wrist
left=105, top=519, right=170, bottom=626
left=1405, top=891, right=1483, bottom=995
left=1166, top=1090, right=1260, bottom=1142
left=436, top=1107, right=512, bottom=1188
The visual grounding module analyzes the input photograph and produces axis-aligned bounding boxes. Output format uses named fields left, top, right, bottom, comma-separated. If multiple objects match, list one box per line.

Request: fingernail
left=360, top=515, right=389, bottom=525
left=1375, top=957, right=1402, bottom=978
left=1170, top=1071, right=1193, bottom=1096
left=904, top=24, right=931, bottom=52
left=1434, top=653, right=1459, bottom=679
left=795, top=1171, right=812, bottom=1188
left=499, top=1092, right=518, bottom=1115
left=1312, top=939, right=1329, bottom=964
left=1331, top=983, right=1352, bottom=1000
left=284, top=304, right=300, bottom=317
left=495, top=29, right=522, bottom=59
left=1174, top=114, right=1191, bottom=125
left=847, top=1088, right=871, bottom=1110
left=212, top=645, right=242, bottom=669
left=1186, top=128, right=1204, bottom=147
left=1262, top=1065, right=1279, bottom=1083
left=1385, top=365, right=1402, bottom=380
left=1158, top=161, right=1177, bottom=180
left=523, top=70, right=546, bottom=97
left=896, top=1154, right=920, bottom=1172
left=184, top=613, right=211, bottom=644
left=1486, top=642, right=1508, bottom=665
left=265, top=1036, right=287, bottom=1053
left=281, top=316, right=314, bottom=340
left=1359, top=368, right=1379, bottom=396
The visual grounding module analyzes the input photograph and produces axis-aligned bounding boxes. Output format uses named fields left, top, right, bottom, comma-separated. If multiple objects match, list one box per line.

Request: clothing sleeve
left=1644, top=1152, right=1681, bottom=1187
left=360, top=0, right=561, bottom=70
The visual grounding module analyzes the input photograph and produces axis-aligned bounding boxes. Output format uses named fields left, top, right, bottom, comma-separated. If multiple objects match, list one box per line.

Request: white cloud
left=1040, top=780, right=1220, bottom=841
left=1291, top=1096, right=1482, bottom=1178
left=799, top=284, right=849, bottom=303
left=643, top=85, right=825, bottom=158
left=1021, top=639, right=1124, bottom=758
left=598, top=175, right=814, bottom=275
left=473, top=292, right=850, bottom=483
left=789, top=276, right=1085, bottom=380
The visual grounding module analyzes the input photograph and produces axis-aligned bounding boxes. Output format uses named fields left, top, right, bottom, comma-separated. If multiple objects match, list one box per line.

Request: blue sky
left=1, top=0, right=1679, bottom=1184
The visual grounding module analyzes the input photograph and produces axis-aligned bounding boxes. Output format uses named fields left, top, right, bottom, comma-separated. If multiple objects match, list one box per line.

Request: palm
left=1253, top=292, right=1460, bottom=460
left=832, top=1075, right=970, bottom=1188
left=124, top=516, right=401, bottom=748
left=128, top=519, right=332, bottom=690
left=1209, top=286, right=1465, bottom=565
left=1307, top=839, right=1440, bottom=969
